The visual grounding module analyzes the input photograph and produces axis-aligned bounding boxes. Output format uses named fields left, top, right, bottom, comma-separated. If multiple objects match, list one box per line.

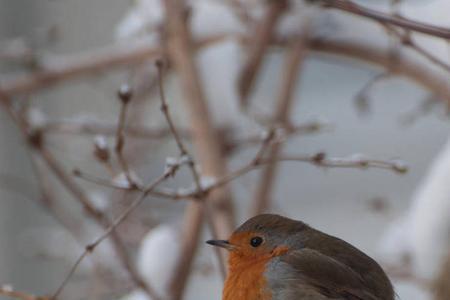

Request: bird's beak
left=206, top=239, right=234, bottom=251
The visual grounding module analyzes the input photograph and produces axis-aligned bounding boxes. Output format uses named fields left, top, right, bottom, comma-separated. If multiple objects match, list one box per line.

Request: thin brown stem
left=2, top=33, right=450, bottom=106
left=0, top=93, right=160, bottom=300
left=238, top=0, right=288, bottom=107
left=73, top=168, right=139, bottom=191
left=0, top=42, right=162, bottom=96
left=54, top=164, right=179, bottom=300
left=307, top=37, right=450, bottom=105
left=115, top=85, right=137, bottom=188
left=355, top=72, right=390, bottom=114
left=323, top=0, right=450, bottom=39
left=41, top=120, right=181, bottom=138
left=386, top=25, right=450, bottom=73
left=156, top=61, right=227, bottom=279
left=40, top=147, right=160, bottom=300
left=251, top=37, right=308, bottom=216
left=74, top=149, right=407, bottom=203
left=164, top=1, right=235, bottom=298
left=0, top=35, right=226, bottom=97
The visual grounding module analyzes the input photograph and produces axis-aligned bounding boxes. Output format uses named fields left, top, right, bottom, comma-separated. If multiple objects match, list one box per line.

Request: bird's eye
left=250, top=236, right=263, bottom=247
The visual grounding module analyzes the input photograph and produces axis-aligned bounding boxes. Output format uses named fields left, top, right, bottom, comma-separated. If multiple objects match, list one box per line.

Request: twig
left=307, top=37, right=450, bottom=105
left=74, top=149, right=407, bottom=204
left=156, top=61, right=191, bottom=161
left=41, top=120, right=186, bottom=138
left=404, top=36, right=450, bottom=73
left=114, top=84, right=137, bottom=188
left=0, top=93, right=160, bottom=300
left=3, top=33, right=450, bottom=106
left=38, top=140, right=165, bottom=300
left=433, top=251, right=450, bottom=300
left=386, top=25, right=450, bottom=73
left=354, top=72, right=390, bottom=115
left=190, top=152, right=408, bottom=199
left=38, top=147, right=160, bottom=300
left=238, top=0, right=288, bottom=108
left=230, top=119, right=332, bottom=151
left=39, top=147, right=105, bottom=217
left=251, top=129, right=276, bottom=165
left=156, top=60, right=227, bottom=279
left=0, top=35, right=226, bottom=96
left=226, top=0, right=254, bottom=26
left=263, top=153, right=408, bottom=173
left=251, top=36, right=308, bottom=216
left=211, top=152, right=408, bottom=195
left=29, top=156, right=90, bottom=251
left=0, top=41, right=162, bottom=96
left=323, top=0, right=450, bottom=39
left=0, top=101, right=124, bottom=298
left=164, top=1, right=236, bottom=299
left=54, top=164, right=180, bottom=300
left=165, top=0, right=236, bottom=235
left=73, top=168, right=138, bottom=191
left=42, top=118, right=329, bottom=157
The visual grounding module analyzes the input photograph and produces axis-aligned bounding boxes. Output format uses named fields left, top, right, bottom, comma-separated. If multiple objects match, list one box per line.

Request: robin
left=207, top=214, right=394, bottom=300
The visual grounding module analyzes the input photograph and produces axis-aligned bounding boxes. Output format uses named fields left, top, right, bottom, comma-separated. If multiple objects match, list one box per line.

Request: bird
left=207, top=214, right=394, bottom=300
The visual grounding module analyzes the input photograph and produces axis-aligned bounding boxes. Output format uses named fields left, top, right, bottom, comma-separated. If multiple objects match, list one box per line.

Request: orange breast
left=223, top=254, right=272, bottom=300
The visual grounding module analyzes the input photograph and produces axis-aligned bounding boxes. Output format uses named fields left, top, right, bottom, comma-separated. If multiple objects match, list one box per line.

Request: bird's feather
left=278, top=248, right=380, bottom=300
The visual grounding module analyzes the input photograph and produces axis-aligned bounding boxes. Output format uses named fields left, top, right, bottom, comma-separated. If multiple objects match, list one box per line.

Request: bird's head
left=207, top=214, right=307, bottom=266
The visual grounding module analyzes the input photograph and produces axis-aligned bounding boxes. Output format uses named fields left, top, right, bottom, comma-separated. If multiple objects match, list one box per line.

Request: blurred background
left=1, top=0, right=450, bottom=300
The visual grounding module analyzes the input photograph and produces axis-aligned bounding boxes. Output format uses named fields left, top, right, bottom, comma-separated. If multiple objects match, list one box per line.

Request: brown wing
left=279, top=249, right=381, bottom=300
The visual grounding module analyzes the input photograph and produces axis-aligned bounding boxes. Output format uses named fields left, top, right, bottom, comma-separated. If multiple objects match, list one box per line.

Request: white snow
left=199, top=176, right=217, bottom=190
left=115, top=0, right=164, bottom=41
left=94, top=135, right=108, bottom=150
left=112, top=172, right=143, bottom=189
left=379, top=137, right=450, bottom=279
left=89, top=190, right=110, bottom=212
left=27, top=107, right=47, bottom=128
left=136, top=224, right=181, bottom=298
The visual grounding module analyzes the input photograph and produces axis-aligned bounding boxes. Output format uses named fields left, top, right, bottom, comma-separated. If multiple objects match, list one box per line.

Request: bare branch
left=156, top=61, right=191, bottom=159
left=2, top=32, right=450, bottom=107
left=54, top=163, right=180, bottom=300
left=433, top=251, right=450, bottom=300
left=74, top=148, right=407, bottom=204
left=41, top=120, right=186, bottom=138
left=209, top=152, right=408, bottom=196
left=39, top=147, right=160, bottom=300
left=0, top=93, right=160, bottom=300
left=114, top=84, right=137, bottom=188
left=386, top=26, right=450, bottom=73
left=0, top=35, right=226, bottom=97
left=264, top=153, right=408, bottom=174
left=238, top=0, right=288, bottom=107
left=354, top=72, right=390, bottom=115
left=307, top=37, right=450, bottom=105
left=0, top=41, right=162, bottom=96
left=164, top=1, right=236, bottom=298
left=230, top=119, right=332, bottom=152
left=156, top=60, right=227, bottom=279
left=251, top=36, right=308, bottom=216
left=73, top=168, right=138, bottom=191
left=323, top=0, right=450, bottom=39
